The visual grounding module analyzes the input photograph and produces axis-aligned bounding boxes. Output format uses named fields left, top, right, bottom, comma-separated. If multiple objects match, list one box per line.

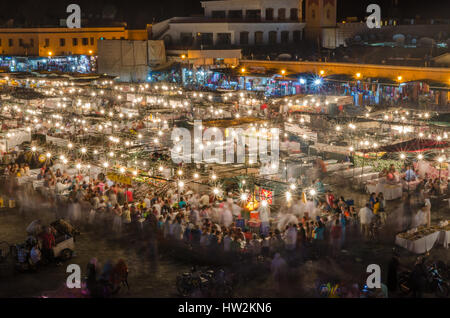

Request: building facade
left=304, top=0, right=337, bottom=47
left=0, top=27, right=148, bottom=57
left=152, top=0, right=306, bottom=47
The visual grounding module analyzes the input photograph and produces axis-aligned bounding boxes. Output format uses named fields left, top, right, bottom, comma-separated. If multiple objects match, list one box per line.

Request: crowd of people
left=5, top=158, right=397, bottom=266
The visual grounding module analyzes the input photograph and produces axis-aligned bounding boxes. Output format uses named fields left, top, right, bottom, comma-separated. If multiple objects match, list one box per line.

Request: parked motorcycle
left=399, top=259, right=449, bottom=297
left=176, top=267, right=233, bottom=297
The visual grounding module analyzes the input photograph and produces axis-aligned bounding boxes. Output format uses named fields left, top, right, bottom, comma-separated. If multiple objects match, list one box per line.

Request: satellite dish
left=393, top=34, right=405, bottom=43
left=277, top=53, right=292, bottom=60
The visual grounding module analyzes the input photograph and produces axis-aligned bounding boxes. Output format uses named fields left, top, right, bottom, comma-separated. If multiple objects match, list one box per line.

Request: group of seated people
left=3, top=162, right=31, bottom=177
left=379, top=164, right=418, bottom=184
left=416, top=173, right=448, bottom=196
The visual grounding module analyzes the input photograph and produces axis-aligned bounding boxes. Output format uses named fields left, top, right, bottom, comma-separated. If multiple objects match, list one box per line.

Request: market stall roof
left=1, top=71, right=117, bottom=82
left=289, top=72, right=316, bottom=78
left=202, top=117, right=267, bottom=128
left=365, top=77, right=398, bottom=85
left=409, top=79, right=450, bottom=90
left=273, top=76, right=300, bottom=81
left=363, top=138, right=450, bottom=153
left=233, top=66, right=278, bottom=77
left=324, top=73, right=356, bottom=82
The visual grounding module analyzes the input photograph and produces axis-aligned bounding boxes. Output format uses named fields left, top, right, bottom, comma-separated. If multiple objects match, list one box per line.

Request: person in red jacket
left=41, top=226, right=56, bottom=263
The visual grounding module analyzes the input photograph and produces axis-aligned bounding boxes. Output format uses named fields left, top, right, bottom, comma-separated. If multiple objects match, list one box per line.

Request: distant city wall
left=240, top=59, right=450, bottom=83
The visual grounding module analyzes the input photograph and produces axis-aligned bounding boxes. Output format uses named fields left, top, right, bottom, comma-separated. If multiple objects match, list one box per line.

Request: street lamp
left=241, top=67, right=246, bottom=90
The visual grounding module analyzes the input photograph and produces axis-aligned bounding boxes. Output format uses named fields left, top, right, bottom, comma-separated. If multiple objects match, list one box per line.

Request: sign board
left=107, top=172, right=132, bottom=185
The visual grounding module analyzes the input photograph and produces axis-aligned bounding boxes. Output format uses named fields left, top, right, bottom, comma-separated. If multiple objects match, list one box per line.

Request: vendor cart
left=52, top=235, right=75, bottom=261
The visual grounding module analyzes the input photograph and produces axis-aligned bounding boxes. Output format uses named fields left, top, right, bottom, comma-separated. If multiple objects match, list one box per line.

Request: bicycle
left=0, top=241, right=12, bottom=263
left=368, top=216, right=381, bottom=242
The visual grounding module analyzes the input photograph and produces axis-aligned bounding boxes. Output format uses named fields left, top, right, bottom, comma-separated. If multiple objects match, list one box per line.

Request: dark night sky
left=0, top=0, right=448, bottom=28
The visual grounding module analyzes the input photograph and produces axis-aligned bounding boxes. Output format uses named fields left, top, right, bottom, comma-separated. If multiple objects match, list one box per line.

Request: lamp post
left=416, top=153, right=424, bottom=195
left=241, top=67, right=246, bottom=91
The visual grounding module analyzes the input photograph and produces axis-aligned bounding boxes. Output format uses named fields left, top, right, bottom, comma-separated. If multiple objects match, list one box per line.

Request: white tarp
left=284, top=123, right=317, bottom=141
left=98, top=40, right=150, bottom=82
left=46, top=135, right=68, bottom=147
left=0, top=129, right=31, bottom=152
left=148, top=40, right=166, bottom=65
